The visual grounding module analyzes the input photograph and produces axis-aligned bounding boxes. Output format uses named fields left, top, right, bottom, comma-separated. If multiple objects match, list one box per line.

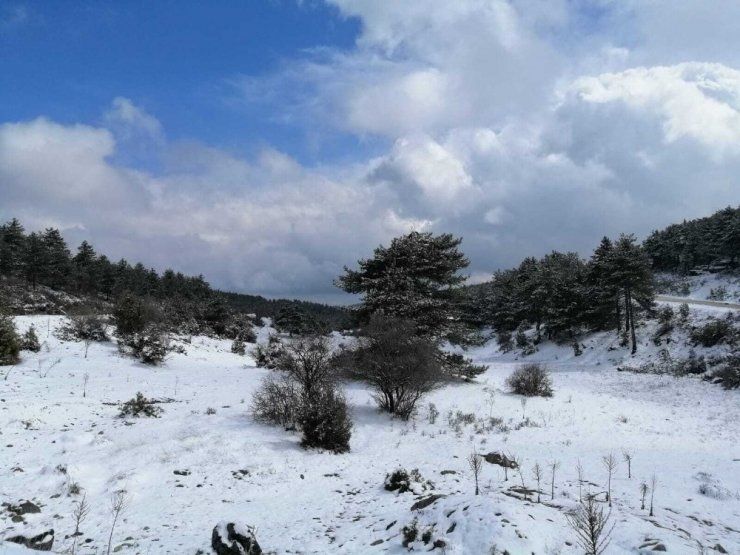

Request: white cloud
left=3, top=2, right=740, bottom=298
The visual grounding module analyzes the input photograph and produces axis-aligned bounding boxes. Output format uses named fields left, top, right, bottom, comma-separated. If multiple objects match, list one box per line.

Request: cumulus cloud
left=3, top=2, right=740, bottom=300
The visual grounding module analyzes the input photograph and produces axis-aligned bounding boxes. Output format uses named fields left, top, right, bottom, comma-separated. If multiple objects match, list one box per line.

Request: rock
left=714, top=544, right=728, bottom=554
left=173, top=469, right=190, bottom=476
left=410, top=494, right=446, bottom=511
left=212, top=522, right=261, bottom=555
left=433, top=539, right=447, bottom=549
left=6, top=529, right=54, bottom=551
left=483, top=452, right=518, bottom=469
left=9, top=501, right=41, bottom=515
left=652, top=545, right=667, bottom=552
left=370, top=539, right=383, bottom=546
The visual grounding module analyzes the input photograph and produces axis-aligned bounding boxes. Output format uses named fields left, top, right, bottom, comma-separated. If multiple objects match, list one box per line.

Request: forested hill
left=0, top=217, right=349, bottom=328
left=643, top=206, right=740, bottom=274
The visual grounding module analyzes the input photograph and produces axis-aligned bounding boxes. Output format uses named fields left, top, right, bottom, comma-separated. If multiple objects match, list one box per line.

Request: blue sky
left=2, top=1, right=740, bottom=301
left=1, top=1, right=364, bottom=164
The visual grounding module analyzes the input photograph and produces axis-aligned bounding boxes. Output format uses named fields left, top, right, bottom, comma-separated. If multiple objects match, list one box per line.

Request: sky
left=1, top=1, right=739, bottom=303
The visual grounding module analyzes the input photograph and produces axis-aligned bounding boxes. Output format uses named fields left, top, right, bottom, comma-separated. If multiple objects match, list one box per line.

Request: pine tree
left=73, top=240, right=98, bottom=293
left=0, top=218, right=26, bottom=277
left=41, top=228, right=71, bottom=290
left=336, top=231, right=472, bottom=343
left=608, top=234, right=655, bottom=354
left=23, top=232, right=46, bottom=290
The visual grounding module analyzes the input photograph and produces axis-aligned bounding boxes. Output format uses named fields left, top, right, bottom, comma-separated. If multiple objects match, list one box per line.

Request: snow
left=1, top=315, right=739, bottom=554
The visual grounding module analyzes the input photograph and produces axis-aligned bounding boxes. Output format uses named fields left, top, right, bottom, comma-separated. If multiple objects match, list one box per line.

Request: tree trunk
left=615, top=295, right=621, bottom=333
left=628, top=289, right=637, bottom=354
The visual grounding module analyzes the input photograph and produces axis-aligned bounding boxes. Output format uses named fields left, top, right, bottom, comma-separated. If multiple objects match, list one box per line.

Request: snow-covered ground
left=1, top=315, right=739, bottom=554
left=656, top=273, right=740, bottom=304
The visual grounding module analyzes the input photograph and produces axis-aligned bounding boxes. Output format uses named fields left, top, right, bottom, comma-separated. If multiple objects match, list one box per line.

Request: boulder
left=483, top=452, right=518, bottom=469
left=211, top=522, right=261, bottom=555
left=6, top=529, right=54, bottom=551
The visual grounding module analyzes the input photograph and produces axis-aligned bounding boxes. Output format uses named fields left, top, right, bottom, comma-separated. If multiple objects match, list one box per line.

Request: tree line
left=0, top=218, right=349, bottom=330
left=643, top=205, right=739, bottom=274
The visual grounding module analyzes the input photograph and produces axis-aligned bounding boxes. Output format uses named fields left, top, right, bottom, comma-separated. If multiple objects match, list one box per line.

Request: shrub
left=678, top=302, right=690, bottom=322
left=384, top=468, right=434, bottom=494
left=710, top=352, right=740, bottom=389
left=401, top=518, right=419, bottom=548
left=113, top=294, right=151, bottom=335
left=440, top=352, right=486, bottom=380
left=20, top=325, right=41, bottom=353
left=299, top=383, right=352, bottom=453
left=337, top=315, right=443, bottom=420
left=252, top=336, right=352, bottom=452
left=251, top=374, right=301, bottom=429
left=496, top=330, right=514, bottom=353
left=506, top=363, right=553, bottom=397
left=691, top=317, right=736, bottom=347
left=252, top=334, right=285, bottom=369
left=119, top=325, right=170, bottom=365
left=118, top=392, right=162, bottom=418
left=57, top=314, right=109, bottom=342
left=708, top=285, right=728, bottom=301
left=231, top=337, right=247, bottom=355
left=0, top=314, right=21, bottom=365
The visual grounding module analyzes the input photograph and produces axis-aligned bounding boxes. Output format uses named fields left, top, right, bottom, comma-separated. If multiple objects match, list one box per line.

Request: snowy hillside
left=1, top=315, right=739, bottom=554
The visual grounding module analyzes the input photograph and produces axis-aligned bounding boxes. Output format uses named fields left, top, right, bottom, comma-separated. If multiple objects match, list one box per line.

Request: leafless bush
left=337, top=315, right=443, bottom=419
left=106, top=490, right=129, bottom=555
left=506, top=363, right=553, bottom=397
left=468, top=450, right=483, bottom=495
left=251, top=373, right=301, bottom=429
left=602, top=453, right=618, bottom=506
left=70, top=494, right=90, bottom=554
left=565, top=495, right=614, bottom=555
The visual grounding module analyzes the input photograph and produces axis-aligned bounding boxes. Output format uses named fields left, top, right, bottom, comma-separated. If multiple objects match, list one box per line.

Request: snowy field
left=2, top=316, right=739, bottom=554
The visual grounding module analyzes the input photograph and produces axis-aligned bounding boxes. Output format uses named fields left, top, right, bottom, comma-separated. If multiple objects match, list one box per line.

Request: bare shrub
left=251, top=373, right=301, bottom=429
left=252, top=336, right=352, bottom=453
left=468, top=450, right=483, bottom=495
left=506, top=363, right=553, bottom=397
left=565, top=495, right=614, bottom=555
left=337, top=315, right=443, bottom=419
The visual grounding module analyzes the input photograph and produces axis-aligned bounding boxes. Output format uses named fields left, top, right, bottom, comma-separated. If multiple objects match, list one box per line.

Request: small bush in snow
left=57, top=314, right=109, bottom=342
left=118, top=392, right=162, bottom=418
left=252, top=334, right=285, bottom=369
left=231, top=337, right=246, bottom=356
left=299, top=383, right=352, bottom=454
left=496, top=330, right=514, bottom=353
left=0, top=314, right=21, bottom=365
left=691, top=316, right=736, bottom=347
left=118, top=325, right=171, bottom=365
left=401, top=518, right=419, bottom=548
left=20, top=324, right=41, bottom=352
left=384, top=468, right=434, bottom=494
left=710, top=352, right=740, bottom=389
left=251, top=374, right=301, bottom=429
left=506, top=363, right=553, bottom=397
left=678, top=302, right=690, bottom=322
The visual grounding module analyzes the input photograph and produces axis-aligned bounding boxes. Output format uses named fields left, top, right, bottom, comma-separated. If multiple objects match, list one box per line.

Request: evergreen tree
left=73, top=240, right=98, bottom=293
left=22, top=232, right=46, bottom=290
left=336, top=231, right=472, bottom=343
left=608, top=234, right=655, bottom=354
left=41, top=228, right=71, bottom=289
left=0, top=218, right=26, bottom=277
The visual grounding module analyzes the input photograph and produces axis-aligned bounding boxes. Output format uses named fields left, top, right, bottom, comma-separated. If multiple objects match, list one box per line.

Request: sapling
left=649, top=473, right=657, bottom=516
left=532, top=462, right=543, bottom=503
left=468, top=449, right=483, bottom=495
left=565, top=494, right=614, bottom=555
left=602, top=453, right=618, bottom=507
left=106, top=490, right=129, bottom=555
left=520, top=397, right=527, bottom=421
left=640, top=481, right=649, bottom=510
left=71, top=493, right=90, bottom=555
left=83, top=372, right=90, bottom=398
left=550, top=460, right=561, bottom=500
left=622, top=449, right=633, bottom=479
left=576, top=459, right=585, bottom=502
